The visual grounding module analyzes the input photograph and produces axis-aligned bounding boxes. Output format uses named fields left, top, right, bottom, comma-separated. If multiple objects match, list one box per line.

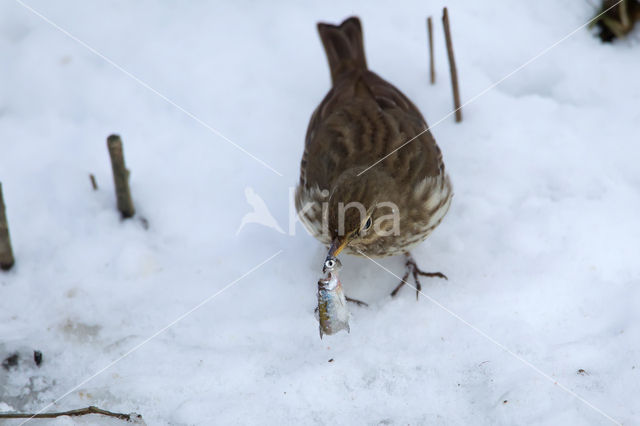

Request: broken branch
left=0, top=405, right=142, bottom=422
left=442, top=7, right=462, bottom=122
left=0, top=183, right=15, bottom=271
left=107, top=134, right=135, bottom=218
left=427, top=16, right=435, bottom=84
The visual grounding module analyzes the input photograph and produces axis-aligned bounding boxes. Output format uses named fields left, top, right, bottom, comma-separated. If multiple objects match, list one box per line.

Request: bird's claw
left=391, top=253, right=447, bottom=299
left=345, top=296, right=368, bottom=307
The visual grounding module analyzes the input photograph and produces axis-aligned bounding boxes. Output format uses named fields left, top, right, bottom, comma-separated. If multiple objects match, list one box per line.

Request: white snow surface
left=1, top=0, right=640, bottom=425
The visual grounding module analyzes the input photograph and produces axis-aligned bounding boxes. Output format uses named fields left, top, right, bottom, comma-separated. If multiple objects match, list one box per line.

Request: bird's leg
left=391, top=252, right=447, bottom=299
left=390, top=270, right=411, bottom=298
left=315, top=296, right=368, bottom=312
left=345, top=296, right=369, bottom=307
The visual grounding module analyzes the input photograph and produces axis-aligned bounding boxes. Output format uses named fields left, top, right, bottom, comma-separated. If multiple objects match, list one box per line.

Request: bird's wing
left=301, top=70, right=444, bottom=191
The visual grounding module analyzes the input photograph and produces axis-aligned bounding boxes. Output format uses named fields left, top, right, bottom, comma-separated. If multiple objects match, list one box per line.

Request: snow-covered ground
left=1, top=0, right=639, bottom=424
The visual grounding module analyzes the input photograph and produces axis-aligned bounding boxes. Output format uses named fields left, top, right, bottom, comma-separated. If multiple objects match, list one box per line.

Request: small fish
left=317, top=257, right=350, bottom=338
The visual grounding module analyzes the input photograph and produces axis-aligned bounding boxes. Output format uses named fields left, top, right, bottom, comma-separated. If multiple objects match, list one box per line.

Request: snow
left=1, top=0, right=639, bottom=424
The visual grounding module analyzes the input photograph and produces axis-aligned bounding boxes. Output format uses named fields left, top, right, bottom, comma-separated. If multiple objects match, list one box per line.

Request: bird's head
left=323, top=168, right=398, bottom=267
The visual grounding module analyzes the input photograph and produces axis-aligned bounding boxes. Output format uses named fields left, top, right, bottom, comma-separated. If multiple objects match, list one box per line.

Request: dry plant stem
left=619, top=0, right=630, bottom=28
left=0, top=405, right=140, bottom=422
left=107, top=134, right=135, bottom=218
left=0, top=183, right=15, bottom=270
left=89, top=173, right=98, bottom=190
left=442, top=7, right=462, bottom=122
left=427, top=16, right=435, bottom=84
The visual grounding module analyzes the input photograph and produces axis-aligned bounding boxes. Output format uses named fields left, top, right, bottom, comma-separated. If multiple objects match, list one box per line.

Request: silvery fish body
left=317, top=270, right=350, bottom=338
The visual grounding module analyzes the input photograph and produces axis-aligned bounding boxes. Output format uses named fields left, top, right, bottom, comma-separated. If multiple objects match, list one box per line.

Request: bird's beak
left=323, top=236, right=348, bottom=273
left=327, top=236, right=348, bottom=259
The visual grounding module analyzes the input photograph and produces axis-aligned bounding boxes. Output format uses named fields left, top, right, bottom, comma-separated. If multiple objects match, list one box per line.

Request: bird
left=295, top=16, right=452, bottom=298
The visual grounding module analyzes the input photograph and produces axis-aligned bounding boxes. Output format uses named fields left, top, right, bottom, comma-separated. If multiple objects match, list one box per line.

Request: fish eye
left=323, top=257, right=342, bottom=273
left=363, top=217, right=372, bottom=231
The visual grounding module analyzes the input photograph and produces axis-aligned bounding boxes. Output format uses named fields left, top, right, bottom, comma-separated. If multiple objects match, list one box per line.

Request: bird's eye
left=363, top=217, right=372, bottom=231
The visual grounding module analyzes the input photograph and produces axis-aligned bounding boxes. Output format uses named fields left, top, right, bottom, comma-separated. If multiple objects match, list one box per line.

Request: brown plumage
left=296, top=17, right=451, bottom=293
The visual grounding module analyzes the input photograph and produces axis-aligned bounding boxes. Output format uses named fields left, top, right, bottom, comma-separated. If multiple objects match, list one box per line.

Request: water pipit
left=296, top=17, right=452, bottom=298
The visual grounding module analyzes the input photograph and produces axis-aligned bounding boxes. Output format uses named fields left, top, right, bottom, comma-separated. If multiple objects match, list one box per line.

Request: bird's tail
left=317, top=17, right=367, bottom=85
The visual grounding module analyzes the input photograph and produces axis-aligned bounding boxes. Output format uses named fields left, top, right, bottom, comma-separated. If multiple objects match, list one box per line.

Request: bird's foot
left=390, top=253, right=447, bottom=300
left=314, top=296, right=368, bottom=314
left=345, top=296, right=368, bottom=307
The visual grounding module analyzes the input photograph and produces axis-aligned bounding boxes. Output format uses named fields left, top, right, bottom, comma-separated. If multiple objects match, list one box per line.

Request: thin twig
left=619, top=0, right=630, bottom=28
left=427, top=16, right=435, bottom=84
left=0, top=405, right=142, bottom=422
left=89, top=173, right=98, bottom=190
left=0, top=183, right=15, bottom=271
left=107, top=134, right=135, bottom=218
left=442, top=7, right=462, bottom=122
